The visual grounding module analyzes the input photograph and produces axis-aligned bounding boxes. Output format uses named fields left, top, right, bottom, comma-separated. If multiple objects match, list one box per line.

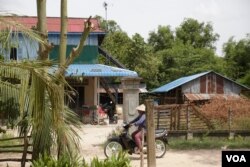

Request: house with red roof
left=3, top=16, right=104, bottom=62
left=1, top=16, right=141, bottom=123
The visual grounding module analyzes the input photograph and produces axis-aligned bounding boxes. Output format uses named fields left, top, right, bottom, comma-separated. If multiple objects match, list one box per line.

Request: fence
left=154, top=104, right=213, bottom=131
left=153, top=103, right=250, bottom=139
left=0, top=135, right=32, bottom=167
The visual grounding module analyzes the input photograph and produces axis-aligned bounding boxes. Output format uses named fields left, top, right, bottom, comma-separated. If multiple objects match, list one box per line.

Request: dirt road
left=78, top=122, right=222, bottom=167
left=0, top=122, right=222, bottom=167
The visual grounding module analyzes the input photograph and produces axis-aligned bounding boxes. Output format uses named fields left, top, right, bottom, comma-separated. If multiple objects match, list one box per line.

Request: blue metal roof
left=151, top=71, right=210, bottom=93
left=65, top=64, right=138, bottom=77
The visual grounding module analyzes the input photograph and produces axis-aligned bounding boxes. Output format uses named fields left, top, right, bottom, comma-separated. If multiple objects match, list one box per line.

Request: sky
left=0, top=0, right=250, bottom=56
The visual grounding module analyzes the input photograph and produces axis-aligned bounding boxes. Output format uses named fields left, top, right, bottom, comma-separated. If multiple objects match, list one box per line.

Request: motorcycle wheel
left=155, top=139, right=167, bottom=158
left=104, top=140, right=123, bottom=158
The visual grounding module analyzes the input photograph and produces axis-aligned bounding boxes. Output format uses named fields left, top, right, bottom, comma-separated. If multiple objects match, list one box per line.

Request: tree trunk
left=32, top=0, right=49, bottom=160
left=59, top=0, right=67, bottom=65
left=37, top=0, right=48, bottom=60
left=57, top=0, right=68, bottom=158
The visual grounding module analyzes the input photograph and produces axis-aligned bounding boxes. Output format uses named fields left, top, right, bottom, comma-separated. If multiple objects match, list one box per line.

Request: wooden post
left=175, top=108, right=178, bottom=130
left=157, top=109, right=160, bottom=129
left=145, top=99, right=156, bottom=167
left=228, top=108, right=234, bottom=139
left=186, top=105, right=190, bottom=131
left=140, top=128, right=144, bottom=167
left=186, top=105, right=193, bottom=140
left=21, top=131, right=28, bottom=167
left=170, top=109, right=173, bottom=130
left=228, top=107, right=232, bottom=131
left=177, top=107, right=180, bottom=130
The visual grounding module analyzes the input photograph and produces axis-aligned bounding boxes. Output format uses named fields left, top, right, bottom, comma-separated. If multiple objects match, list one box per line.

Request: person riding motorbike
left=128, top=104, right=146, bottom=153
left=102, top=101, right=117, bottom=124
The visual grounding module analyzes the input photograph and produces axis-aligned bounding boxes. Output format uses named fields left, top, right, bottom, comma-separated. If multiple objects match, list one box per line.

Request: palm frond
left=0, top=60, right=82, bottom=156
left=0, top=16, right=49, bottom=47
left=0, top=14, right=85, bottom=159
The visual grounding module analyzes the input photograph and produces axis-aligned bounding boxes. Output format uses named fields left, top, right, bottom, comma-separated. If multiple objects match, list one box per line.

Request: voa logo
left=226, top=155, right=246, bottom=163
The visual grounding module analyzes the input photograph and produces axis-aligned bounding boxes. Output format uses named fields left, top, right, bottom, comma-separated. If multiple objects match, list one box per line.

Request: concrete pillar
left=121, top=77, right=141, bottom=123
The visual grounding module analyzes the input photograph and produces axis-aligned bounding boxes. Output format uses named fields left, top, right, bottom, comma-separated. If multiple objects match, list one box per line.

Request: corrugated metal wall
left=182, top=73, right=242, bottom=95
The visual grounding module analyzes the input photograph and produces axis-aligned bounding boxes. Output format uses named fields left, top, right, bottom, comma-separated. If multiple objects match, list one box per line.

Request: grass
left=169, top=136, right=250, bottom=150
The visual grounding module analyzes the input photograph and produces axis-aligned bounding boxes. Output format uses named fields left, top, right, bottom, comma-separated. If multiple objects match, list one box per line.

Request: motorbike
left=101, top=101, right=118, bottom=124
left=104, top=124, right=168, bottom=158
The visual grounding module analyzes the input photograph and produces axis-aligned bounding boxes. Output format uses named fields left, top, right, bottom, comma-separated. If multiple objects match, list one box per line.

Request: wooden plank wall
left=154, top=104, right=212, bottom=131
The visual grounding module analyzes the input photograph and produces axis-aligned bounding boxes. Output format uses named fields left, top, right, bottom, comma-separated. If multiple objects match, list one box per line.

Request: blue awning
left=65, top=64, right=138, bottom=77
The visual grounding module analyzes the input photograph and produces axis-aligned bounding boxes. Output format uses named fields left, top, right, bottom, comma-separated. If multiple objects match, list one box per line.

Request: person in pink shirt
left=129, top=104, right=146, bottom=153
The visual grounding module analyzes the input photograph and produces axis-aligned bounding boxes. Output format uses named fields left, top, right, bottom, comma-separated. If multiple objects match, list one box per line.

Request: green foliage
left=102, top=31, right=160, bottom=89
left=0, top=97, right=19, bottom=128
left=95, top=15, right=122, bottom=33
left=101, top=31, right=131, bottom=65
left=0, top=61, right=83, bottom=160
left=32, top=152, right=84, bottom=167
left=176, top=18, right=219, bottom=49
left=148, top=25, right=174, bottom=52
left=0, top=15, right=86, bottom=160
left=155, top=41, right=223, bottom=85
left=223, top=35, right=250, bottom=86
left=32, top=151, right=131, bottom=167
left=101, top=17, right=226, bottom=89
left=238, top=70, right=250, bottom=88
left=86, top=152, right=131, bottom=167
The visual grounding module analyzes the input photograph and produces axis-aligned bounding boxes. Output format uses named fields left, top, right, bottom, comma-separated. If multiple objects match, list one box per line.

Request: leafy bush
left=32, top=153, right=84, bottom=167
left=32, top=151, right=131, bottom=167
left=0, top=97, right=19, bottom=128
left=85, top=151, right=131, bottom=167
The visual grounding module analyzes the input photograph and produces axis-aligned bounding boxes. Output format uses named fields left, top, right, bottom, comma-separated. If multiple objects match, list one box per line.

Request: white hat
left=136, top=104, right=146, bottom=112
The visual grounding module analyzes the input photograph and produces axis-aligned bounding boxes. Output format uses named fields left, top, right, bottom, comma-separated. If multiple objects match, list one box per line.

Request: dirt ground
left=78, top=121, right=222, bottom=167
left=1, top=120, right=222, bottom=167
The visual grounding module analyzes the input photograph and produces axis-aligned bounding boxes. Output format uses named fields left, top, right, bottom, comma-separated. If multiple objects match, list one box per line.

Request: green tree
left=150, top=18, right=222, bottom=86
left=102, top=31, right=159, bottom=89
left=128, top=34, right=160, bottom=89
left=101, top=31, right=131, bottom=64
left=95, top=15, right=122, bottom=33
left=176, top=18, right=219, bottom=50
left=223, top=35, right=250, bottom=86
left=156, top=40, right=223, bottom=85
left=148, top=25, right=174, bottom=52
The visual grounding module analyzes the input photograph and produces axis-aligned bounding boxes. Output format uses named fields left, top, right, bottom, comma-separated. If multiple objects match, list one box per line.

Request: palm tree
left=0, top=11, right=92, bottom=165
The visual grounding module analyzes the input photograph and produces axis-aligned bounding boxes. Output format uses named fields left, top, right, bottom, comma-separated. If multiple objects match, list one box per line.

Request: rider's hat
left=136, top=104, right=146, bottom=112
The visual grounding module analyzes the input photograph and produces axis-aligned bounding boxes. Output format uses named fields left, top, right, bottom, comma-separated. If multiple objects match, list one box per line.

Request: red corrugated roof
left=2, top=16, right=104, bottom=33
